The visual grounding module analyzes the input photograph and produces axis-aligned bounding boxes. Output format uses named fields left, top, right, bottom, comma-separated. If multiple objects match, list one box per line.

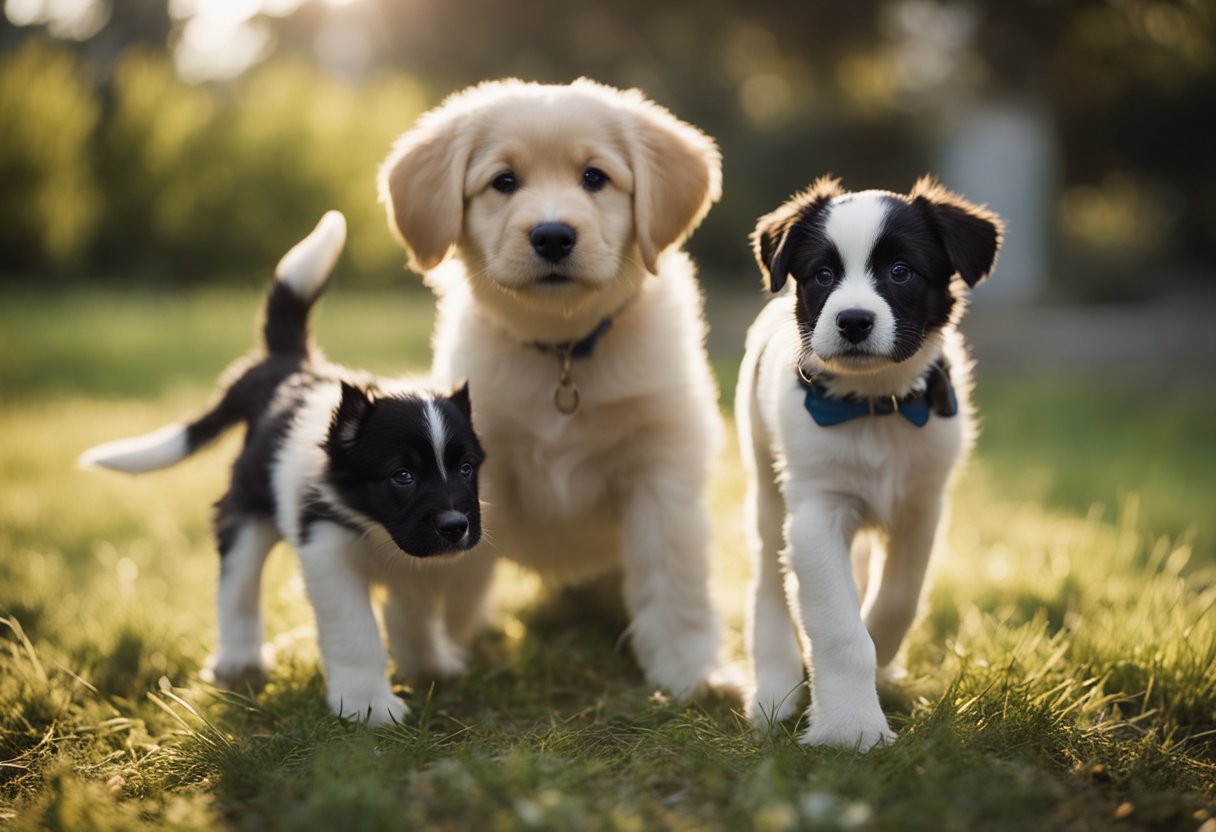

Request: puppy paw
left=327, top=682, right=410, bottom=726
left=202, top=643, right=274, bottom=691
left=747, top=659, right=807, bottom=727
left=639, top=632, right=720, bottom=701
left=392, top=633, right=468, bottom=684
left=746, top=685, right=805, bottom=727
left=799, top=706, right=894, bottom=751
left=876, top=662, right=908, bottom=685
left=410, top=645, right=468, bottom=684
left=705, top=661, right=749, bottom=703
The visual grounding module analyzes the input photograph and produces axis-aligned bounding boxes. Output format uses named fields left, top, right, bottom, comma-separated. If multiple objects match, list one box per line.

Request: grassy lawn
left=1, top=286, right=1213, bottom=830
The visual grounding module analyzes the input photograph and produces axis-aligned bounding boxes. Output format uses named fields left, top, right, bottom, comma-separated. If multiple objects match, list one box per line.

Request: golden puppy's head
left=379, top=79, right=721, bottom=309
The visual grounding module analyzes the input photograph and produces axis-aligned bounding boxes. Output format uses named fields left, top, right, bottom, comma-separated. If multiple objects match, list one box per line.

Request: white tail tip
left=78, top=424, right=190, bottom=473
left=274, top=210, right=347, bottom=300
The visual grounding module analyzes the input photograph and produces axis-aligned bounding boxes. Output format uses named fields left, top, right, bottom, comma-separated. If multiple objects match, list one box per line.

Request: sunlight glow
left=879, top=0, right=978, bottom=101
left=167, top=0, right=309, bottom=83
left=174, top=12, right=273, bottom=83
left=4, top=0, right=108, bottom=40
left=6, top=0, right=366, bottom=83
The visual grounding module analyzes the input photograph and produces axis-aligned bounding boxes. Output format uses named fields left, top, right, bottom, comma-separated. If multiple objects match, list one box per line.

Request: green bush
left=94, top=52, right=428, bottom=283
left=0, top=40, right=429, bottom=285
left=0, top=40, right=99, bottom=275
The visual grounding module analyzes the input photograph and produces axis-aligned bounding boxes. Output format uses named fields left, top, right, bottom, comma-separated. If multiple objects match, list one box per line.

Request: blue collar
left=798, top=359, right=958, bottom=428
left=526, top=316, right=615, bottom=359
left=526, top=316, right=618, bottom=415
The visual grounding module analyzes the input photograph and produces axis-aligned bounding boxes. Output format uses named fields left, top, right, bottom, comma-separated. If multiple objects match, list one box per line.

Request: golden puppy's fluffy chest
left=428, top=261, right=722, bottom=577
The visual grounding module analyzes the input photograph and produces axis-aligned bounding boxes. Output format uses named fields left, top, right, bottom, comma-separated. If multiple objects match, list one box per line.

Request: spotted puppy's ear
left=378, top=95, right=476, bottom=274
left=623, top=89, right=722, bottom=274
left=327, top=382, right=373, bottom=457
left=751, top=175, right=843, bottom=293
left=910, top=176, right=1004, bottom=287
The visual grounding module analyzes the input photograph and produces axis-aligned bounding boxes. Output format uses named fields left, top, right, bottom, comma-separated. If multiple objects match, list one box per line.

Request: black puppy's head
left=751, top=175, right=1003, bottom=372
left=324, top=381, right=484, bottom=558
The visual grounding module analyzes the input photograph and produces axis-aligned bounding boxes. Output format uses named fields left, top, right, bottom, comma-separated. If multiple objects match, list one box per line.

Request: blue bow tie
left=800, top=361, right=958, bottom=428
left=804, top=389, right=931, bottom=427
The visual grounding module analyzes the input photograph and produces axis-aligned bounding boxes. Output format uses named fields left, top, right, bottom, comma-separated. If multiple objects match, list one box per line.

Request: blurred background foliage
left=0, top=0, right=1213, bottom=294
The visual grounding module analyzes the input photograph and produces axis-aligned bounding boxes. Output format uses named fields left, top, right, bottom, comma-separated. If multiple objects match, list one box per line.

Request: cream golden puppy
left=378, top=79, right=726, bottom=698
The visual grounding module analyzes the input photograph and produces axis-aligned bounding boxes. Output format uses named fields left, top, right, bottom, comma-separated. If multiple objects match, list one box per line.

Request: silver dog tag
left=554, top=378, right=580, bottom=414
left=553, top=346, right=580, bottom=415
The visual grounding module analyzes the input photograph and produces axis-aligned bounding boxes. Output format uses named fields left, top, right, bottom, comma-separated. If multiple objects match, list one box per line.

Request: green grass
left=1, top=287, right=1214, bottom=830
left=975, top=378, right=1216, bottom=561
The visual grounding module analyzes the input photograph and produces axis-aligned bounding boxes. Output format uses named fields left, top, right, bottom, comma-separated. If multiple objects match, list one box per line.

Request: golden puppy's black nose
left=530, top=223, right=577, bottom=262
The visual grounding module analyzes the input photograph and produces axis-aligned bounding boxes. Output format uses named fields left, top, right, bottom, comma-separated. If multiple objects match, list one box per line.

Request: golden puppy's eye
left=582, top=167, right=609, bottom=193
left=491, top=172, right=519, bottom=194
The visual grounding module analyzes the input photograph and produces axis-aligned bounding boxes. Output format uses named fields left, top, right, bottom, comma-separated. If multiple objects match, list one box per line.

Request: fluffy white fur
left=204, top=518, right=279, bottom=686
left=379, top=79, right=727, bottom=698
left=275, top=210, right=347, bottom=299
left=738, top=296, right=971, bottom=748
left=737, top=185, right=998, bottom=749
left=78, top=422, right=191, bottom=473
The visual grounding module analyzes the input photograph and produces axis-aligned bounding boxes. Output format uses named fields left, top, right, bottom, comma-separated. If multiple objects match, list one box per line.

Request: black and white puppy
left=735, top=176, right=1002, bottom=749
left=80, top=212, right=486, bottom=725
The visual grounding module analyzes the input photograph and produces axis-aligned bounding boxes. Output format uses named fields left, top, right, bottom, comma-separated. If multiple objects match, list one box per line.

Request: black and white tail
left=78, top=211, right=347, bottom=474
left=262, top=210, right=346, bottom=354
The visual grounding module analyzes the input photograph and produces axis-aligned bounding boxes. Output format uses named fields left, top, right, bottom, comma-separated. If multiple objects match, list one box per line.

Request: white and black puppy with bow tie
left=735, top=176, right=1003, bottom=749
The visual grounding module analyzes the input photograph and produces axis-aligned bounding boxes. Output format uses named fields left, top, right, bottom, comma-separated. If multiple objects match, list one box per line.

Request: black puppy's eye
left=491, top=172, right=518, bottom=194
left=889, top=262, right=913, bottom=284
left=813, top=267, right=835, bottom=287
left=458, top=462, right=474, bottom=479
left=390, top=469, right=414, bottom=486
left=582, top=167, right=608, bottom=192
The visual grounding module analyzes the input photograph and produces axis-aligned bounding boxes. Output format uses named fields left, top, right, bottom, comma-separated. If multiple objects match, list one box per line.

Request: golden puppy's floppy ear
left=625, top=94, right=722, bottom=274
left=378, top=103, right=474, bottom=274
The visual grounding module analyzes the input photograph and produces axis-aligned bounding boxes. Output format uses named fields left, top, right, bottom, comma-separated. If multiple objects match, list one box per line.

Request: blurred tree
left=81, top=0, right=173, bottom=78
left=89, top=49, right=426, bottom=282
left=0, top=0, right=1212, bottom=293
left=280, top=0, right=1210, bottom=288
left=0, top=39, right=99, bottom=275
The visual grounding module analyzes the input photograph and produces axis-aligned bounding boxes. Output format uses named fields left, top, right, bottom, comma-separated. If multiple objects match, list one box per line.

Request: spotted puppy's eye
left=889, top=262, right=914, bottom=284
left=813, top=266, right=835, bottom=287
left=390, top=469, right=414, bottom=486
left=491, top=172, right=518, bottom=194
left=458, top=462, right=475, bottom=479
left=582, top=167, right=608, bottom=192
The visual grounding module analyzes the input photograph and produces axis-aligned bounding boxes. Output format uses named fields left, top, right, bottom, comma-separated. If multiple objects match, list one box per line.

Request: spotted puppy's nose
left=530, top=222, right=576, bottom=262
left=837, top=308, right=875, bottom=344
left=434, top=511, right=469, bottom=544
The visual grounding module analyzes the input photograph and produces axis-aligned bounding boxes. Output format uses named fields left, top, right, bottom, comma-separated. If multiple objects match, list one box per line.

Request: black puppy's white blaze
left=425, top=399, right=451, bottom=480
left=317, top=384, right=483, bottom=558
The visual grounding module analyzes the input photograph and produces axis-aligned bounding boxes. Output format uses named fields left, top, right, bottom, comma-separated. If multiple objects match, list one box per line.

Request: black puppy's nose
left=837, top=309, right=875, bottom=344
left=435, top=511, right=469, bottom=544
left=530, top=223, right=577, bottom=262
